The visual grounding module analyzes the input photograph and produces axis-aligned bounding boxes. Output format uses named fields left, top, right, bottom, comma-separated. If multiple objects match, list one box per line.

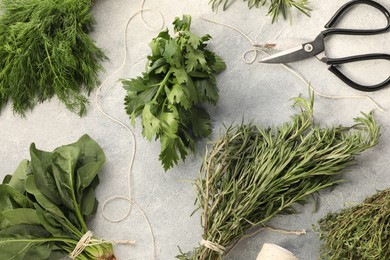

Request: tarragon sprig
left=210, top=0, right=312, bottom=23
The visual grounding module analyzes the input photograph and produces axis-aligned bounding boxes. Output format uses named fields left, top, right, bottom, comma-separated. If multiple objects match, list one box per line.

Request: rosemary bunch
left=0, top=0, right=107, bottom=116
left=210, top=0, right=311, bottom=22
left=177, top=93, right=380, bottom=259
left=316, top=188, right=390, bottom=260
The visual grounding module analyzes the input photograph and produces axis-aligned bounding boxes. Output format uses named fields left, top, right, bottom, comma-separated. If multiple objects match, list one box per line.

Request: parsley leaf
left=122, top=15, right=226, bottom=171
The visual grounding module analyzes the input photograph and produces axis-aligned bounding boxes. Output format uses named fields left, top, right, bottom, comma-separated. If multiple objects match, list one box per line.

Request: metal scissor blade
left=259, top=37, right=325, bottom=64
left=260, top=45, right=306, bottom=63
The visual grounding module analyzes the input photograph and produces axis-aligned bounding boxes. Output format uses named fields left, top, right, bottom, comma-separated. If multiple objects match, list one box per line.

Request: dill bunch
left=316, top=188, right=390, bottom=260
left=0, top=0, right=107, bottom=116
left=210, top=0, right=311, bottom=23
left=177, top=92, right=380, bottom=259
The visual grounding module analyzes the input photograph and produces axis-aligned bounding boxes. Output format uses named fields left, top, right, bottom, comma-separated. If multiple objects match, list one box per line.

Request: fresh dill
left=0, top=0, right=107, bottom=116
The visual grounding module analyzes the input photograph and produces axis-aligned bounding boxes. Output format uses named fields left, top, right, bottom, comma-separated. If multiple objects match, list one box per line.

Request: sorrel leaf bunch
left=122, top=15, right=226, bottom=171
left=316, top=188, right=389, bottom=260
left=0, top=0, right=107, bottom=116
left=0, top=135, right=116, bottom=260
left=210, top=0, right=311, bottom=23
left=177, top=93, right=380, bottom=259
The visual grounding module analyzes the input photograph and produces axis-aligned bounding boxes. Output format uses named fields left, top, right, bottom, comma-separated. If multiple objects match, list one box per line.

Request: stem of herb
left=153, top=68, right=173, bottom=102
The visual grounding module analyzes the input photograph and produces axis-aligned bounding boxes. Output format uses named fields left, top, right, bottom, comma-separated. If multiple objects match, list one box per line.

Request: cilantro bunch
left=122, top=15, right=226, bottom=171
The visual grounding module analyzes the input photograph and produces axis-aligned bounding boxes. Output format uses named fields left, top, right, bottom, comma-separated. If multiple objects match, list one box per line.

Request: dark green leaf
left=159, top=105, right=180, bottom=139
left=30, top=144, right=61, bottom=205
left=7, top=159, right=30, bottom=194
left=159, top=135, right=188, bottom=171
left=194, top=78, right=219, bottom=104
left=148, top=58, right=168, bottom=74
left=0, top=184, right=32, bottom=213
left=50, top=146, right=80, bottom=211
left=173, top=15, right=192, bottom=32
left=124, top=85, right=159, bottom=116
left=0, top=226, right=59, bottom=260
left=24, top=176, right=67, bottom=221
left=142, top=103, right=161, bottom=141
left=122, top=77, right=149, bottom=92
left=185, top=47, right=207, bottom=72
left=189, top=107, right=212, bottom=138
left=167, top=84, right=190, bottom=109
left=172, top=68, right=188, bottom=84
left=2, top=208, right=41, bottom=226
left=163, top=39, right=181, bottom=67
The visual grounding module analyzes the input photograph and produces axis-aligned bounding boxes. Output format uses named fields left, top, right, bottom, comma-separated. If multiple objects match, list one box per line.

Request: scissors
left=260, top=0, right=390, bottom=92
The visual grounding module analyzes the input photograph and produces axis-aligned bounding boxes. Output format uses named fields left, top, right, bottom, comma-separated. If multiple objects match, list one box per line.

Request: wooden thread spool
left=256, top=243, right=298, bottom=260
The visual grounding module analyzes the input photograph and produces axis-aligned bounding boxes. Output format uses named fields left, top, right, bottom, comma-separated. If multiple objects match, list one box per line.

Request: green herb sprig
left=0, top=0, right=107, bottom=116
left=210, top=0, right=312, bottom=23
left=177, top=93, right=380, bottom=259
left=0, top=135, right=115, bottom=260
left=122, top=15, right=226, bottom=171
left=316, top=188, right=389, bottom=260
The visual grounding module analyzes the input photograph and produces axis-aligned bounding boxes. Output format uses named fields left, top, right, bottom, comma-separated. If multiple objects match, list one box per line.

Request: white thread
left=95, top=1, right=164, bottom=259
left=69, top=231, right=136, bottom=259
left=200, top=16, right=386, bottom=112
left=201, top=239, right=226, bottom=254
left=69, top=231, right=93, bottom=259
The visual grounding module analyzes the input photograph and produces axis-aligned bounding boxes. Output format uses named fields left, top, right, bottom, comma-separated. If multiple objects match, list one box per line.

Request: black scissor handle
left=322, top=0, right=390, bottom=37
left=326, top=54, right=390, bottom=91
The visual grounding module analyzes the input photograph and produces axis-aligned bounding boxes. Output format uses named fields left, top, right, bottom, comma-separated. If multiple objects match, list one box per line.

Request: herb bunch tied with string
left=177, top=92, right=380, bottom=259
left=122, top=15, right=226, bottom=171
left=316, top=188, right=389, bottom=260
left=0, top=135, right=116, bottom=260
left=210, top=0, right=311, bottom=22
left=0, top=0, right=107, bottom=116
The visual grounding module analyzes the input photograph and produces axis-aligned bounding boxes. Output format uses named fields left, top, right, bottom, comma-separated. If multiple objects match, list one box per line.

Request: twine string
left=69, top=231, right=136, bottom=259
left=95, top=0, right=164, bottom=259
left=201, top=239, right=226, bottom=255
left=69, top=231, right=93, bottom=259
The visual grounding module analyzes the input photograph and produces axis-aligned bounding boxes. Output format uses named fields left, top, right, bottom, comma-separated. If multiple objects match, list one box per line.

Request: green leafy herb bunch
left=210, top=0, right=311, bottom=23
left=0, top=0, right=107, bottom=116
left=316, top=188, right=389, bottom=260
left=122, top=15, right=226, bottom=171
left=177, top=92, right=380, bottom=259
left=0, top=135, right=116, bottom=260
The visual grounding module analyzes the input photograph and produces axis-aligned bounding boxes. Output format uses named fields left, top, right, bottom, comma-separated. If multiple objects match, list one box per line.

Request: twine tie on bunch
left=69, top=231, right=136, bottom=259
left=70, top=231, right=94, bottom=259
left=201, top=239, right=226, bottom=255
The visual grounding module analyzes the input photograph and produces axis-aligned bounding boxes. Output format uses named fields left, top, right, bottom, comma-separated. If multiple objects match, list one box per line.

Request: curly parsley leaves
left=122, top=15, right=226, bottom=171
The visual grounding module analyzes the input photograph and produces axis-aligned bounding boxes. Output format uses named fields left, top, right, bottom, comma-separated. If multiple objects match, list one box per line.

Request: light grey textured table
left=1, top=0, right=389, bottom=259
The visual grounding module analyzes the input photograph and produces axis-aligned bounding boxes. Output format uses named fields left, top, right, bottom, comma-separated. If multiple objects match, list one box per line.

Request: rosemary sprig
left=177, top=92, right=380, bottom=259
left=316, top=188, right=390, bottom=260
left=210, top=0, right=312, bottom=23
left=0, top=0, right=107, bottom=116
